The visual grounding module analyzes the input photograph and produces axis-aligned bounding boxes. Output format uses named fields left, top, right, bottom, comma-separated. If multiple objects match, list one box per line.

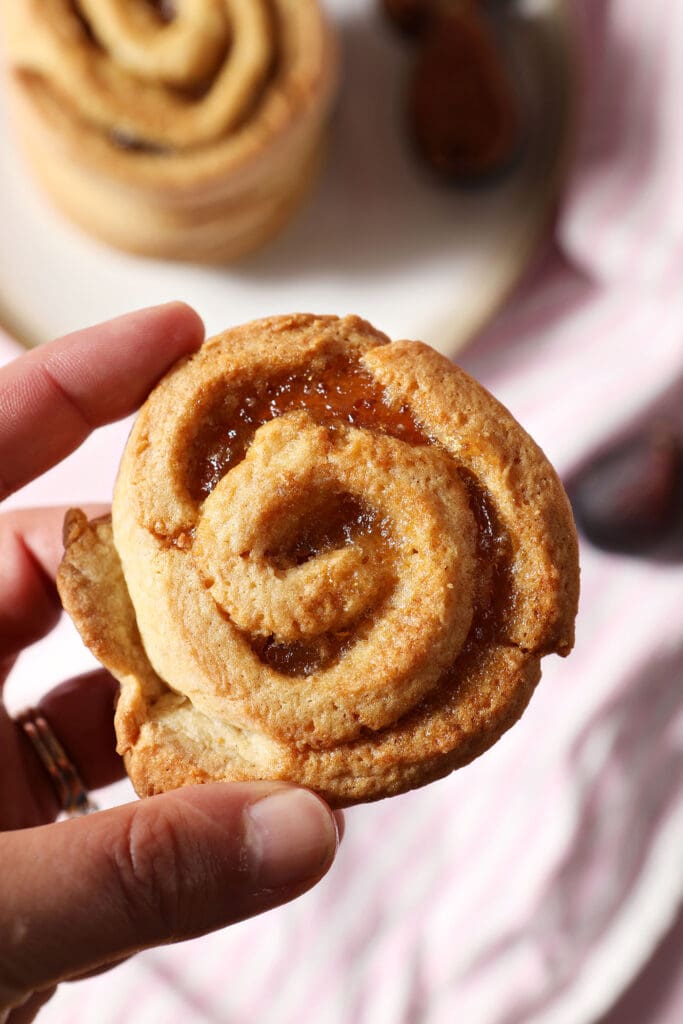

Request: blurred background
left=2, top=0, right=683, bottom=1021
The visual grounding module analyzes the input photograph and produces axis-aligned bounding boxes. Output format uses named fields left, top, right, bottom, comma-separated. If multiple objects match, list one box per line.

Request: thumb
left=0, top=783, right=338, bottom=1009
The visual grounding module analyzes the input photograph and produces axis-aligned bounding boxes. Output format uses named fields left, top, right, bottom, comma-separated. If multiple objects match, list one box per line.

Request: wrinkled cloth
left=3, top=0, right=683, bottom=1021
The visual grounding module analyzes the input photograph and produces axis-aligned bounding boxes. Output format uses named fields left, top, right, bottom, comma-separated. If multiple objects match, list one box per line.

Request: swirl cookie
left=0, top=1, right=337, bottom=261
left=58, top=314, right=579, bottom=806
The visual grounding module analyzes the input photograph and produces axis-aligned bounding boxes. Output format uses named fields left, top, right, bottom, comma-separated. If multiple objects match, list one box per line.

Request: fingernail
left=245, top=788, right=338, bottom=890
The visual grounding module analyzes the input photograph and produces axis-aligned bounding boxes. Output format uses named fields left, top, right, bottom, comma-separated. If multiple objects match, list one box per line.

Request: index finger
left=0, top=303, right=204, bottom=500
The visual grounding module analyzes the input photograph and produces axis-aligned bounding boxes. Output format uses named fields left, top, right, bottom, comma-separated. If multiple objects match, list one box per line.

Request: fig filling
left=250, top=633, right=357, bottom=678
left=268, top=492, right=382, bottom=570
left=188, top=357, right=429, bottom=501
left=187, top=357, right=513, bottom=683
left=457, top=468, right=515, bottom=645
left=148, top=1, right=176, bottom=23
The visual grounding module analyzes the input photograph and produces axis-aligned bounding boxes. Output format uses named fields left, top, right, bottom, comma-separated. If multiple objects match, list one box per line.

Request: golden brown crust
left=365, top=342, right=579, bottom=655
left=1, top=1, right=338, bottom=261
left=57, top=314, right=579, bottom=807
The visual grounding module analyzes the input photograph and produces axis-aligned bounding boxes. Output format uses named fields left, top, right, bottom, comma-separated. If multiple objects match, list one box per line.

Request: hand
left=0, top=305, right=339, bottom=1023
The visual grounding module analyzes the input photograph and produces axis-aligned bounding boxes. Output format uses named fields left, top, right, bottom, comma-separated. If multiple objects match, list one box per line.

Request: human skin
left=0, top=303, right=339, bottom=1022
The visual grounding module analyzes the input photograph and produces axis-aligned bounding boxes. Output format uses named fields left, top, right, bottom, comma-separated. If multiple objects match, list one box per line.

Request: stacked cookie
left=1, top=1, right=338, bottom=261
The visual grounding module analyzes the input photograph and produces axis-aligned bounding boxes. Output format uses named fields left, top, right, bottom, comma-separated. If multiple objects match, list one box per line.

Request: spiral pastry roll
left=58, top=314, right=579, bottom=806
left=1, top=1, right=338, bottom=261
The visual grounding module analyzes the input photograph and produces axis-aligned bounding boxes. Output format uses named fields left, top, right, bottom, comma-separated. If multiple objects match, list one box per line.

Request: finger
left=0, top=784, right=338, bottom=1008
left=0, top=506, right=108, bottom=665
left=36, top=671, right=123, bottom=793
left=4, top=987, right=56, bottom=1024
left=2, top=672, right=122, bottom=830
left=0, top=303, right=204, bottom=500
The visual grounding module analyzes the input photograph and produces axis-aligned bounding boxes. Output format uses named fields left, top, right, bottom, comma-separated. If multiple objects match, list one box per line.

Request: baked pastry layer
left=58, top=314, right=579, bottom=806
left=1, top=1, right=338, bottom=261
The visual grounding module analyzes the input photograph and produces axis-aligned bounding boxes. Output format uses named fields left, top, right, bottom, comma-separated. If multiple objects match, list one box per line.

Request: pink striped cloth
left=4, top=0, right=683, bottom=1020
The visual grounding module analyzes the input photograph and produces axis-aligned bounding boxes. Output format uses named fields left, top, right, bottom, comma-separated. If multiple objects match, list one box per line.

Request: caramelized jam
left=149, top=0, right=176, bottom=23
left=268, top=492, right=382, bottom=570
left=109, top=130, right=168, bottom=154
left=188, top=356, right=515, bottom=681
left=250, top=632, right=356, bottom=678
left=188, top=357, right=429, bottom=501
left=457, top=467, right=515, bottom=645
left=68, top=1, right=99, bottom=45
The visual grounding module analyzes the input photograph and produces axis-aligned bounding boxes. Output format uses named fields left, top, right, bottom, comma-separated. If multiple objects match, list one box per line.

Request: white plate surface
left=0, top=0, right=575, bottom=357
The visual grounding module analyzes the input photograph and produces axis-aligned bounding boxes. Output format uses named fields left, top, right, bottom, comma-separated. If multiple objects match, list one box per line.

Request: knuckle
left=108, top=803, right=202, bottom=942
